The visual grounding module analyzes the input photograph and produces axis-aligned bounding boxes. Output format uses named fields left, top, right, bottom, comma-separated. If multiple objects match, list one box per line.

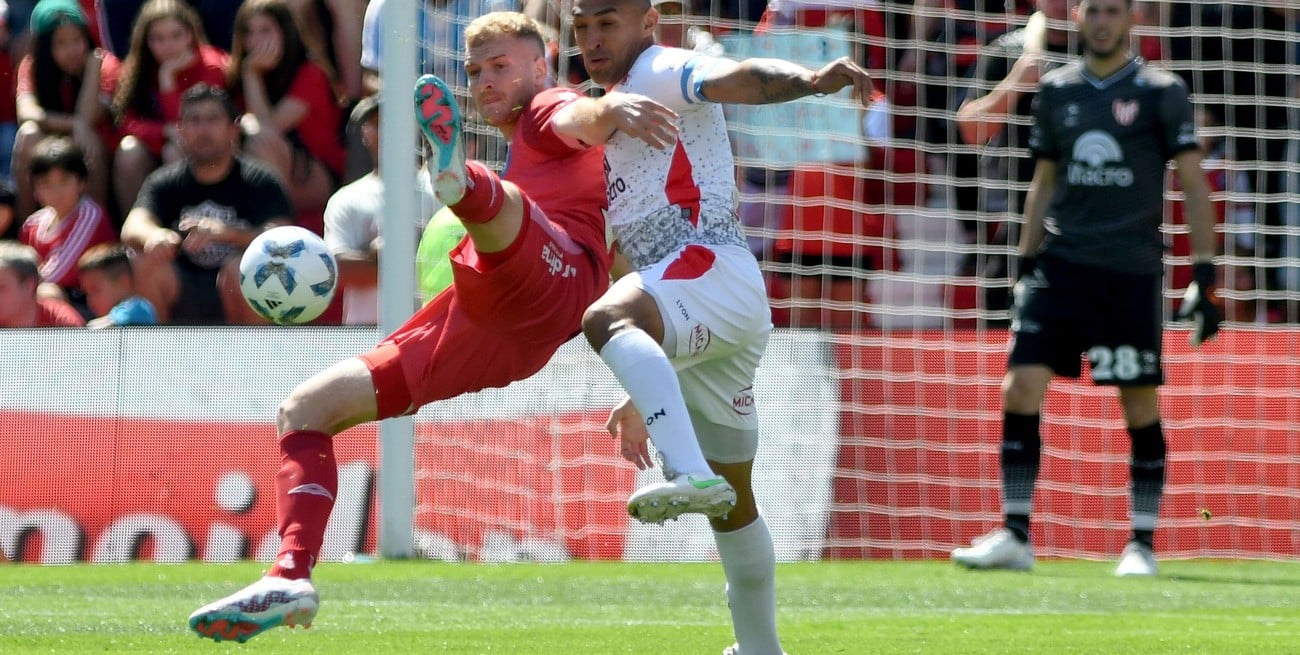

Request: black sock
left=1129, top=421, right=1166, bottom=549
left=1001, top=412, right=1041, bottom=544
left=1133, top=529, right=1154, bottom=549
left=1005, top=515, right=1030, bottom=544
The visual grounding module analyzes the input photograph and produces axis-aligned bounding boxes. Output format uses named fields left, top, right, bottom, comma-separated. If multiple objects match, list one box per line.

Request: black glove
left=1176, top=261, right=1221, bottom=347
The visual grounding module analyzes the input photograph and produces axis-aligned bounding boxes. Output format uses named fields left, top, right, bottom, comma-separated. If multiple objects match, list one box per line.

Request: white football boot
left=951, top=528, right=1035, bottom=571
left=1115, top=541, right=1158, bottom=577
left=627, top=473, right=737, bottom=524
left=188, top=576, right=319, bottom=643
left=413, top=73, right=467, bottom=205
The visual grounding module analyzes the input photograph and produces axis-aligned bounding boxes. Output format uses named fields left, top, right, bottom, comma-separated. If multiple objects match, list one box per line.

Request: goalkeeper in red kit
left=188, top=12, right=682, bottom=642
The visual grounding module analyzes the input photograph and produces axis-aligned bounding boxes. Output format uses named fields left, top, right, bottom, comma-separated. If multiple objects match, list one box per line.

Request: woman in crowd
left=108, top=0, right=228, bottom=217
left=227, top=0, right=344, bottom=221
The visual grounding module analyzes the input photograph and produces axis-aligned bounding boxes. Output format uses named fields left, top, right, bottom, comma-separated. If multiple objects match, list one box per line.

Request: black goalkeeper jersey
left=1028, top=58, right=1199, bottom=274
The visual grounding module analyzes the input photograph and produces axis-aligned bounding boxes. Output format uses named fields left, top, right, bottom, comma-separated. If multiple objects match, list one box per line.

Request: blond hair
left=465, top=11, right=547, bottom=54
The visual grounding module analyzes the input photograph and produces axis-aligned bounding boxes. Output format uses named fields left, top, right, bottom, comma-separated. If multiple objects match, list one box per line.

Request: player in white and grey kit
left=554, top=1, right=872, bottom=653
left=952, top=0, right=1222, bottom=578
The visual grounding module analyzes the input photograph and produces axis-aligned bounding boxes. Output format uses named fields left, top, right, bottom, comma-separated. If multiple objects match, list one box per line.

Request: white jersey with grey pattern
left=604, top=45, right=747, bottom=270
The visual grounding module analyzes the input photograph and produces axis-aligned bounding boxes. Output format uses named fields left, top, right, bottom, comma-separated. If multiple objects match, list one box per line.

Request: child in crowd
left=17, top=135, right=115, bottom=312
left=77, top=242, right=157, bottom=327
left=12, top=0, right=116, bottom=220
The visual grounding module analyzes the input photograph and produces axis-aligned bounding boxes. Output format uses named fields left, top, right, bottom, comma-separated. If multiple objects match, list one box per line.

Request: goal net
left=396, top=0, right=1300, bottom=563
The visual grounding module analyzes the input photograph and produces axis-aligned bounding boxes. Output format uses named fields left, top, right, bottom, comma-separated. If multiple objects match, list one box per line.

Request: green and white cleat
left=627, top=473, right=736, bottom=524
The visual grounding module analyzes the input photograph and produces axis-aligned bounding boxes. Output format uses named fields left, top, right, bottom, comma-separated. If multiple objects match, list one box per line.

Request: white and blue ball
left=239, top=226, right=337, bottom=325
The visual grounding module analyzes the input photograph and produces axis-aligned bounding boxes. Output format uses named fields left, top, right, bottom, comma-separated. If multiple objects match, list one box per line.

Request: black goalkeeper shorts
left=1008, top=254, right=1164, bottom=386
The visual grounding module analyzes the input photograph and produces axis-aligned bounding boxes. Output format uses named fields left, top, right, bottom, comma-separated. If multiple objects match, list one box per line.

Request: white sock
left=598, top=329, right=712, bottom=477
left=714, top=516, right=782, bottom=655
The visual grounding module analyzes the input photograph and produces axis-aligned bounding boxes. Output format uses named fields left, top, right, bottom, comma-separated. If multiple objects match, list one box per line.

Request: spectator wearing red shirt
left=17, top=136, right=114, bottom=308
left=107, top=0, right=229, bottom=218
left=0, top=239, right=85, bottom=326
left=12, top=0, right=116, bottom=222
left=228, top=0, right=344, bottom=223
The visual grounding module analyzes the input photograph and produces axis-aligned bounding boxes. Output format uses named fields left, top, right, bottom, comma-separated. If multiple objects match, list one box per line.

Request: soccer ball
left=239, top=226, right=337, bottom=325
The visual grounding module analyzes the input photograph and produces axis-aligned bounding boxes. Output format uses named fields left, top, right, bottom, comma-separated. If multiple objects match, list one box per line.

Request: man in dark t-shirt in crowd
left=951, top=0, right=1222, bottom=578
left=121, top=84, right=292, bottom=324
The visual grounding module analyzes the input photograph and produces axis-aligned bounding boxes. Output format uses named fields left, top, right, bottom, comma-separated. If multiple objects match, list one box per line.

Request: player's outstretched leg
left=414, top=74, right=467, bottom=205
left=189, top=358, right=378, bottom=642
left=188, top=576, right=319, bottom=643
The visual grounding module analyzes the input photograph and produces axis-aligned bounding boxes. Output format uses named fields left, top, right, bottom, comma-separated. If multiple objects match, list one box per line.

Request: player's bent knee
left=581, top=303, right=618, bottom=350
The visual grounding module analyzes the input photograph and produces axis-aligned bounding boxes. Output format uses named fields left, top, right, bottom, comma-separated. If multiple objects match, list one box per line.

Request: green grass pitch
left=1, top=560, right=1298, bottom=654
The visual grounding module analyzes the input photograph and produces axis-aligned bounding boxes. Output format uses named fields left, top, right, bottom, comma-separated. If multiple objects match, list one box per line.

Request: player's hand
left=811, top=57, right=874, bottom=107
left=607, top=396, right=654, bottom=470
left=1176, top=261, right=1222, bottom=347
left=603, top=92, right=679, bottom=150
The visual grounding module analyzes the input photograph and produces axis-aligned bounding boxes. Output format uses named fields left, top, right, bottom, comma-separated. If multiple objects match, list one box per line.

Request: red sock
left=267, top=430, right=336, bottom=580
left=449, top=160, right=506, bottom=224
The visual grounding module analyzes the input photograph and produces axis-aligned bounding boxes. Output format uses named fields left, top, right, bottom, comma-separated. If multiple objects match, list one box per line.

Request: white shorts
left=625, top=243, right=772, bottom=438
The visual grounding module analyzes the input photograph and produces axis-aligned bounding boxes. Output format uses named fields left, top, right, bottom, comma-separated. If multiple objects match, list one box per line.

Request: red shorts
left=357, top=199, right=607, bottom=419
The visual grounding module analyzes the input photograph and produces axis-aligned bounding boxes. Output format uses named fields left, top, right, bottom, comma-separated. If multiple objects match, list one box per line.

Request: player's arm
left=1174, top=150, right=1216, bottom=265
left=550, top=92, right=679, bottom=148
left=693, top=56, right=873, bottom=107
left=1018, top=158, right=1056, bottom=263
left=1172, top=148, right=1222, bottom=345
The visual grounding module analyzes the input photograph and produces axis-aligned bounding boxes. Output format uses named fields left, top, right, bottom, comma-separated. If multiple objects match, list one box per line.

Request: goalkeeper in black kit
left=951, top=0, right=1220, bottom=577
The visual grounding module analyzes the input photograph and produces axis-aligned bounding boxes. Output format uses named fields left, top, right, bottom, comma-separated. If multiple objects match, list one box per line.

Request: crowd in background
left=0, top=0, right=1295, bottom=329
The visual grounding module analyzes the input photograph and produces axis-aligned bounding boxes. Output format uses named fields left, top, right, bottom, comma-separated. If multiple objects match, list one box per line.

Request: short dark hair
left=77, top=243, right=134, bottom=279
left=180, top=83, right=238, bottom=122
left=0, top=241, right=41, bottom=283
left=29, top=136, right=89, bottom=180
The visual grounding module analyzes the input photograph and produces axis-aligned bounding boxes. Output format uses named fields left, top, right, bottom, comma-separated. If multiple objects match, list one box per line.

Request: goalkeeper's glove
left=1176, top=261, right=1221, bottom=347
